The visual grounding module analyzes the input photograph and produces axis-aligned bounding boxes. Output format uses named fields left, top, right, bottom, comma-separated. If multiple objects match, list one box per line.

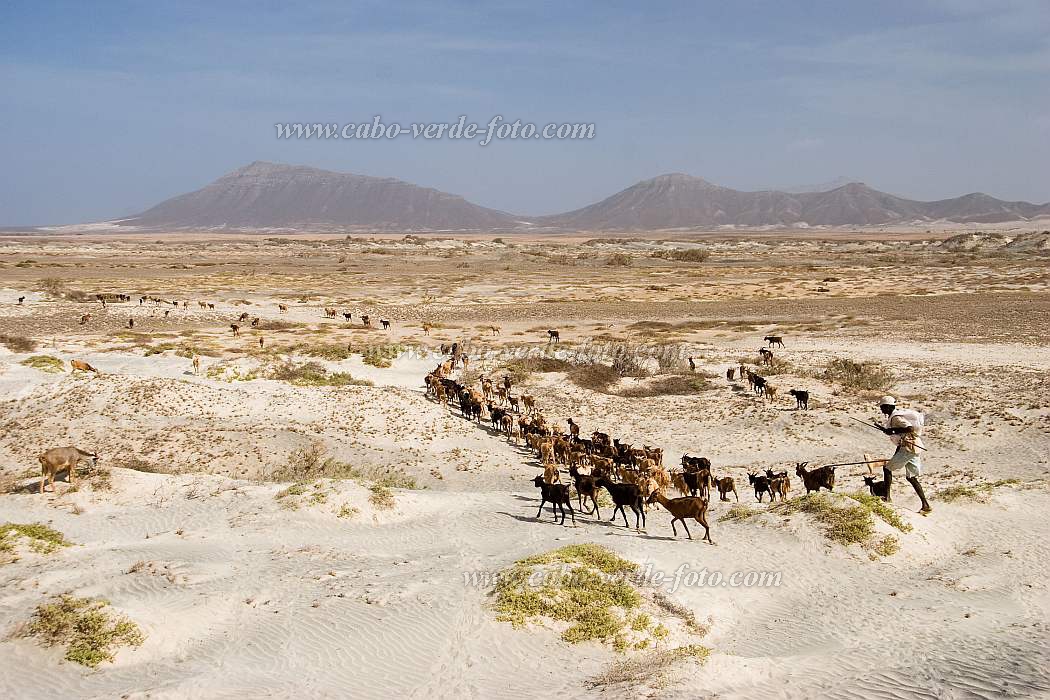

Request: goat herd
left=423, top=335, right=842, bottom=545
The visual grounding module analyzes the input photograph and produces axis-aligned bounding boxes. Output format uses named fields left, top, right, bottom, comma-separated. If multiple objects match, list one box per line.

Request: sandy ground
left=1, top=233, right=1049, bottom=698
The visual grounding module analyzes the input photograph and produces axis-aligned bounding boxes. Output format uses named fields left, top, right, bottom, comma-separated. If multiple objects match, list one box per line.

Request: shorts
left=886, top=449, right=922, bottom=477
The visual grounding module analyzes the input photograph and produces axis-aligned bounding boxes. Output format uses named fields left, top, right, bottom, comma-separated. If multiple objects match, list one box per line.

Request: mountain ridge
left=120, top=162, right=1050, bottom=231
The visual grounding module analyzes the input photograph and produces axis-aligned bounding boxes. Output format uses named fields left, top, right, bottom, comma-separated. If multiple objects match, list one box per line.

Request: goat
left=864, top=475, right=890, bottom=501
left=547, top=329, right=560, bottom=343
left=769, top=475, right=790, bottom=501
left=764, top=335, right=785, bottom=348
left=127, top=318, right=135, bottom=329
left=70, top=359, right=99, bottom=374
left=764, top=384, right=778, bottom=402
left=789, top=389, right=809, bottom=410
left=422, top=322, right=432, bottom=336
left=759, top=348, right=774, bottom=365
left=38, top=447, right=98, bottom=493
left=569, top=464, right=601, bottom=517
left=238, top=312, right=249, bottom=322
left=17, top=296, right=25, bottom=305
left=380, top=319, right=390, bottom=330
left=192, top=356, right=201, bottom=375
left=230, top=324, right=240, bottom=336
left=726, top=367, right=735, bottom=381
left=79, top=314, right=91, bottom=325
left=522, top=395, right=536, bottom=414
left=596, top=477, right=645, bottom=529
left=714, top=476, right=738, bottom=502
left=278, top=304, right=288, bottom=313
left=646, top=491, right=712, bottom=543
left=795, top=462, right=835, bottom=494
left=532, top=475, right=575, bottom=525
left=748, top=473, right=772, bottom=502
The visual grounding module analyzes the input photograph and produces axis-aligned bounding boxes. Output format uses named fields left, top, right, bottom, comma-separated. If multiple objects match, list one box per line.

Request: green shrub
left=26, top=596, right=144, bottom=667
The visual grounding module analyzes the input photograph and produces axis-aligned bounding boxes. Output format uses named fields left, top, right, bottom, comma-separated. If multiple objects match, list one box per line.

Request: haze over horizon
left=2, top=0, right=1049, bottom=226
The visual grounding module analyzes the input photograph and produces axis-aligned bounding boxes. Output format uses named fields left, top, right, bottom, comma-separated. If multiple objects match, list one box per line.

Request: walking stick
left=847, top=416, right=927, bottom=451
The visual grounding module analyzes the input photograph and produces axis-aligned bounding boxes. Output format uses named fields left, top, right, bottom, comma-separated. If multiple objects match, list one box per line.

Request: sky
left=1, top=0, right=1048, bottom=225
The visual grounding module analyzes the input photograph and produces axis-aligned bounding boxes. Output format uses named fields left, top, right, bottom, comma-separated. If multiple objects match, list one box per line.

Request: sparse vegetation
left=0, top=334, right=36, bottom=352
left=25, top=595, right=144, bottom=667
left=20, top=355, right=65, bottom=373
left=265, top=360, right=371, bottom=386
left=360, top=344, right=405, bottom=368
left=0, top=522, right=72, bottom=560
left=935, top=479, right=1019, bottom=503
left=650, top=247, right=710, bottom=263
left=368, top=483, right=395, bottom=509
left=847, top=491, right=913, bottom=532
left=718, top=504, right=757, bottom=522
left=605, top=252, right=633, bottom=267
left=772, top=494, right=874, bottom=547
left=589, top=644, right=710, bottom=688
left=823, top=358, right=895, bottom=392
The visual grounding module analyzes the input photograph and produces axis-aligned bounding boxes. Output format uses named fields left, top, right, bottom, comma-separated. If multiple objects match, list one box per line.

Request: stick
left=819, top=460, right=890, bottom=469
left=847, top=416, right=927, bottom=451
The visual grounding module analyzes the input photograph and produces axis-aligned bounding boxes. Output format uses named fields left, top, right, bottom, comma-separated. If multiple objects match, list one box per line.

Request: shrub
left=26, top=595, right=144, bottom=667
left=368, top=483, right=395, bottom=509
left=20, top=355, right=65, bottom=373
left=360, top=344, right=404, bottom=368
left=0, top=522, right=72, bottom=558
left=823, top=358, right=895, bottom=391
left=651, top=248, right=710, bottom=263
left=605, top=253, right=633, bottom=267
left=265, top=360, right=371, bottom=386
left=617, top=373, right=709, bottom=397
left=772, top=494, right=874, bottom=546
left=0, top=334, right=36, bottom=352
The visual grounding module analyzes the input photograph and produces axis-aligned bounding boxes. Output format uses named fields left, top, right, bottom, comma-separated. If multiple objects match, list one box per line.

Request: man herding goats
left=877, top=395, right=932, bottom=514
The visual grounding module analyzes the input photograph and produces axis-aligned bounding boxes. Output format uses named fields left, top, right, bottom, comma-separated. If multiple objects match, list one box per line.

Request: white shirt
left=885, top=407, right=925, bottom=452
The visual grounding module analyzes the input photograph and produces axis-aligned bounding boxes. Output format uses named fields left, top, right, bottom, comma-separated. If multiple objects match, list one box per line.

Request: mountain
left=124, top=161, right=518, bottom=230
left=121, top=162, right=1049, bottom=231
left=538, top=175, right=1050, bottom=229
left=778, top=176, right=859, bottom=194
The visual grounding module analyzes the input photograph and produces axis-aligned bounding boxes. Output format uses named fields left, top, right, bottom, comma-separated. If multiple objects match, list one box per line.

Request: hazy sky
left=1, top=0, right=1048, bottom=225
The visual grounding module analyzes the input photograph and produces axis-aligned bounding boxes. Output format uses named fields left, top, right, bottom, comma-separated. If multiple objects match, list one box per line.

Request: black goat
left=748, top=472, right=772, bottom=502
left=789, top=389, right=809, bottom=410
left=569, top=464, right=601, bottom=517
left=596, top=477, right=645, bottom=529
left=863, top=475, right=890, bottom=501
left=533, top=476, right=575, bottom=525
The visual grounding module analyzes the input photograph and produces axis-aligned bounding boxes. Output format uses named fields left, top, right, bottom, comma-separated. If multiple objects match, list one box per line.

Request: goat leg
left=883, top=466, right=893, bottom=502
left=536, top=500, right=546, bottom=519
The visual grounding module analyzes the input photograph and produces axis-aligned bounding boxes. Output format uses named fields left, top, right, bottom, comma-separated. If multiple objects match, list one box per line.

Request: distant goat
left=789, top=389, right=809, bottom=410
left=547, top=329, right=560, bottom=343
left=764, top=335, right=785, bottom=348
left=714, top=476, right=738, bottom=502
left=70, top=359, right=99, bottom=375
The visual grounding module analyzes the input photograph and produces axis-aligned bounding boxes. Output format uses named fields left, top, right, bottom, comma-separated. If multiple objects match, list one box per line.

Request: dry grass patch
left=20, top=355, right=65, bottom=373
left=492, top=544, right=705, bottom=658
left=24, top=595, right=144, bottom=668
left=823, top=358, right=895, bottom=392
left=0, top=334, right=36, bottom=352
left=265, top=360, right=371, bottom=386
left=1, top=523, right=72, bottom=561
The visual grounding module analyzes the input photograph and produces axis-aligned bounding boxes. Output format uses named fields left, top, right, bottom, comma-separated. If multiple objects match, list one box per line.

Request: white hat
left=879, top=395, right=896, bottom=406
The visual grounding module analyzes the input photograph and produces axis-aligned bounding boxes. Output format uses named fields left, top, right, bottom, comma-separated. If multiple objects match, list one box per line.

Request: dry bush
left=617, top=373, right=710, bottom=397
left=823, top=358, right=895, bottom=391
left=605, top=253, right=633, bottom=267
left=569, top=363, right=621, bottom=392
left=0, top=334, right=36, bottom=352
left=650, top=248, right=710, bottom=263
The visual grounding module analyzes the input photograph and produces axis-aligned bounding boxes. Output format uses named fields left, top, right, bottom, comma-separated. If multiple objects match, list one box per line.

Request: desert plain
left=0, top=229, right=1049, bottom=698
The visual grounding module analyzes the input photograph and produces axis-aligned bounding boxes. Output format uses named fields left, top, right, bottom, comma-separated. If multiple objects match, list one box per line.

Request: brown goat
left=647, top=490, right=712, bottom=542
left=795, top=462, right=836, bottom=494
left=70, top=359, right=99, bottom=374
left=38, top=446, right=98, bottom=493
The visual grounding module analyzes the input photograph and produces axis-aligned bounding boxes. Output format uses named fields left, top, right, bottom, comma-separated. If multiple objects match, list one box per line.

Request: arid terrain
left=1, top=230, right=1049, bottom=698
